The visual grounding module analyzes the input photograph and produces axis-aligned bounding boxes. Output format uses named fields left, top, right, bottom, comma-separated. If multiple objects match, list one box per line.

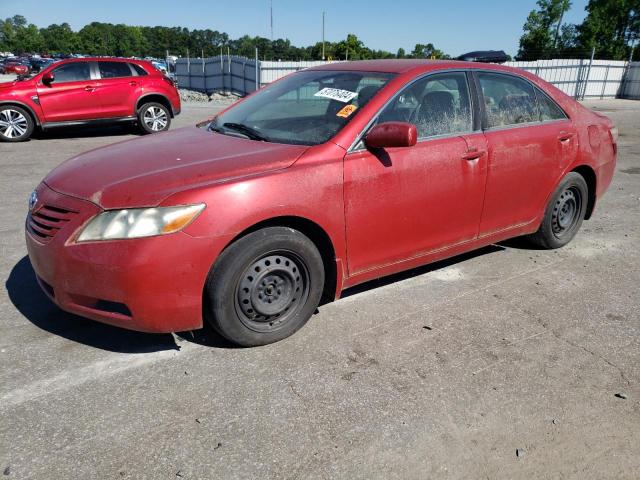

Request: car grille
left=27, top=204, right=78, bottom=243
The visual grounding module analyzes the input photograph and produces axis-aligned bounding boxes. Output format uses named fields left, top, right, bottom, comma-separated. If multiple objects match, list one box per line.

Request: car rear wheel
left=204, top=227, right=325, bottom=347
left=0, top=105, right=34, bottom=142
left=137, top=102, right=171, bottom=134
left=528, top=172, right=588, bottom=249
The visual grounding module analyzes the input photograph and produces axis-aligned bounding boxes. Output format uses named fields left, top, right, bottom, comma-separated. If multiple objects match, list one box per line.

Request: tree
left=13, top=22, right=44, bottom=53
left=577, top=0, right=640, bottom=60
left=517, top=0, right=572, bottom=60
left=396, top=47, right=406, bottom=58
left=410, top=43, right=448, bottom=59
left=40, top=23, right=80, bottom=53
left=0, top=15, right=431, bottom=61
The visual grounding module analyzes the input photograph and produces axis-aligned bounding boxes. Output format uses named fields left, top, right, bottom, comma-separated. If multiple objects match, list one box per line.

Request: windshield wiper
left=222, top=122, right=269, bottom=142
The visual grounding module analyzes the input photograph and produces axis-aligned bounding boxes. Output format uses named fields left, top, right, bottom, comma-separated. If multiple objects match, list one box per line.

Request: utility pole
left=322, top=11, right=325, bottom=60
left=553, top=1, right=568, bottom=49
left=270, top=0, right=274, bottom=41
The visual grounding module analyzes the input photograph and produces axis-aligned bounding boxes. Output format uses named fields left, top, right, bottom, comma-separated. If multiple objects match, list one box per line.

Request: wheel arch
left=571, top=165, right=597, bottom=220
left=218, top=215, right=339, bottom=304
left=0, top=101, right=41, bottom=126
left=136, top=94, right=174, bottom=118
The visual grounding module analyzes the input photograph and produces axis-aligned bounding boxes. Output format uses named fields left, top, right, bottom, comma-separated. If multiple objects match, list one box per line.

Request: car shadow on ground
left=33, top=124, right=139, bottom=140
left=5, top=256, right=180, bottom=353
left=6, top=244, right=513, bottom=353
left=340, top=244, right=506, bottom=298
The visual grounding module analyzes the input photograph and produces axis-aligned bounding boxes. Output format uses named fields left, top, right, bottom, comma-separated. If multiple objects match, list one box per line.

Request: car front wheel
left=137, top=102, right=171, bottom=134
left=204, top=227, right=325, bottom=347
left=0, top=106, right=34, bottom=142
left=528, top=172, right=588, bottom=249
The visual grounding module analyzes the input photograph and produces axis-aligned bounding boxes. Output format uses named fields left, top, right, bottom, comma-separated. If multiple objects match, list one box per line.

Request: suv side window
left=535, top=87, right=567, bottom=121
left=52, top=62, right=91, bottom=83
left=478, top=72, right=538, bottom=128
left=99, top=61, right=133, bottom=79
left=379, top=72, right=473, bottom=138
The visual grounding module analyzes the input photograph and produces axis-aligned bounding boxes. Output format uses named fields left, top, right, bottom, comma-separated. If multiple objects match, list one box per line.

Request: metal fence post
left=601, top=64, right=610, bottom=99
left=187, top=49, right=191, bottom=90
left=582, top=47, right=595, bottom=100
left=574, top=60, right=584, bottom=99
left=255, top=47, right=259, bottom=91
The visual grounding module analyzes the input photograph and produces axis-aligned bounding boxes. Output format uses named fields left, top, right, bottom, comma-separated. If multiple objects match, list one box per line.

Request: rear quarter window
left=131, top=63, right=148, bottom=76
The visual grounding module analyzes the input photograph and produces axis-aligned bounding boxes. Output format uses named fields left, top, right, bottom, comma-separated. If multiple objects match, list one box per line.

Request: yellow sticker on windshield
left=336, top=104, right=357, bottom=118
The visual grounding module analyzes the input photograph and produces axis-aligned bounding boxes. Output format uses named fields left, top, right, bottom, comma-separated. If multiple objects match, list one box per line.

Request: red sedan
left=26, top=60, right=617, bottom=346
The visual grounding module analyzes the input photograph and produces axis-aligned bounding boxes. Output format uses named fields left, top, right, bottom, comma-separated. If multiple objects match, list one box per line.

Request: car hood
left=44, top=127, right=309, bottom=209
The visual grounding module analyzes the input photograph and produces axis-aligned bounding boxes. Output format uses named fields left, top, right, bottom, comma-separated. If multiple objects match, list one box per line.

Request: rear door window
left=98, top=61, right=133, bottom=79
left=478, top=72, right=538, bottom=128
left=52, top=62, right=91, bottom=83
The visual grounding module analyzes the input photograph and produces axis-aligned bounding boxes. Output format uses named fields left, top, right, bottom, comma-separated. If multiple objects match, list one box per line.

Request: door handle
left=84, top=85, right=96, bottom=92
left=129, top=81, right=137, bottom=86
left=462, top=149, right=486, bottom=161
left=558, top=132, right=574, bottom=142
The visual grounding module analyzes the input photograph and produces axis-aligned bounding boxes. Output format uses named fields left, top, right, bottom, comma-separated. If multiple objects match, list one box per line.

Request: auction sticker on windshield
left=314, top=87, right=358, bottom=103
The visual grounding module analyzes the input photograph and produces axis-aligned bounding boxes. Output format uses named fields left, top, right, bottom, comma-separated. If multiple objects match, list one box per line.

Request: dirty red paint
left=26, top=60, right=617, bottom=333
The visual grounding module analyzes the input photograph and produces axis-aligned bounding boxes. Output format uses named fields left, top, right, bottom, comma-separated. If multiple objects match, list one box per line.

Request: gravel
left=179, top=88, right=241, bottom=105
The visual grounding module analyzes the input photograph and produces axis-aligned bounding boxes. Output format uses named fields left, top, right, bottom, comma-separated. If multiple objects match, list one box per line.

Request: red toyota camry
left=25, top=60, right=617, bottom=346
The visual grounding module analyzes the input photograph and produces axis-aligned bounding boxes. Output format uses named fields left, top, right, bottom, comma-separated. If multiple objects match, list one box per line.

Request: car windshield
left=209, top=70, right=395, bottom=145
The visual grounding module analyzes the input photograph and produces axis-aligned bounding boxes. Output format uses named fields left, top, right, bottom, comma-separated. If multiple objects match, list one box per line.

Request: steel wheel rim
left=552, top=186, right=581, bottom=237
left=0, top=109, right=28, bottom=138
left=235, top=251, right=310, bottom=333
left=143, top=106, right=168, bottom=131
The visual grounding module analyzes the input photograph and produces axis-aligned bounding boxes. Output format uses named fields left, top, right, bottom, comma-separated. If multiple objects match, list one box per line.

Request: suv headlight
left=77, top=204, right=205, bottom=242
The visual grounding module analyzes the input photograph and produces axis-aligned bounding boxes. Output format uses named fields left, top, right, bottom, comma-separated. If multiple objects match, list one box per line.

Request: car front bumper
left=25, top=183, right=230, bottom=333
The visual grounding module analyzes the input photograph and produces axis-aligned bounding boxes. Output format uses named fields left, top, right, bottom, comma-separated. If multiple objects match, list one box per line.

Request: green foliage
left=0, top=15, right=448, bottom=62
left=517, top=0, right=640, bottom=60
left=410, top=43, right=449, bottom=59
left=517, top=0, right=572, bottom=60
left=578, top=0, right=640, bottom=60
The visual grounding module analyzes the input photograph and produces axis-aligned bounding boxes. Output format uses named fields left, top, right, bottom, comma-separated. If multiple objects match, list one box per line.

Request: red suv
left=0, top=57, right=180, bottom=141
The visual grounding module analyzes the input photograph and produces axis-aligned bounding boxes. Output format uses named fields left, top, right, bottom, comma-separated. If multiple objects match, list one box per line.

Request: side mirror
left=42, top=72, right=54, bottom=85
left=364, top=121, right=417, bottom=149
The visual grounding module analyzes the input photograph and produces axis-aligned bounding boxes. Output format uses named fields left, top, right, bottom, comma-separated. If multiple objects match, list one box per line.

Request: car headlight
left=77, top=204, right=205, bottom=242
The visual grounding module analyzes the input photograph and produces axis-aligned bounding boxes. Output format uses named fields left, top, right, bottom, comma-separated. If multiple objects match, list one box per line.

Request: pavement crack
left=549, top=331, right=632, bottom=387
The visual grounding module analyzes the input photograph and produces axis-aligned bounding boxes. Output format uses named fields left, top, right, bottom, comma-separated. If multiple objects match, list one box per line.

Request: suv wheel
left=137, top=102, right=171, bottom=134
left=0, top=106, right=34, bottom=142
left=204, top=227, right=325, bottom=347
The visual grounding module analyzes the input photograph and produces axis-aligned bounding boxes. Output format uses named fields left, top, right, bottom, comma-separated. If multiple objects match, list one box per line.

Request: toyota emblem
left=29, top=190, right=38, bottom=212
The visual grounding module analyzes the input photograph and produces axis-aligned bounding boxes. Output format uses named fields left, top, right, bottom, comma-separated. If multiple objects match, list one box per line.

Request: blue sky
left=1, top=0, right=590, bottom=56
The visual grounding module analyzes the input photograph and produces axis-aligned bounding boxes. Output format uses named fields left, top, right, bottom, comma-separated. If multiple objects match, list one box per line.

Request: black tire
left=0, top=105, right=34, bottom=142
left=204, top=227, right=325, bottom=347
left=528, top=172, right=588, bottom=249
left=137, top=102, right=171, bottom=134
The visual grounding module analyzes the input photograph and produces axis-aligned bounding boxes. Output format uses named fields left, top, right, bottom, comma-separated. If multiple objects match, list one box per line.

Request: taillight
left=163, top=76, right=177, bottom=88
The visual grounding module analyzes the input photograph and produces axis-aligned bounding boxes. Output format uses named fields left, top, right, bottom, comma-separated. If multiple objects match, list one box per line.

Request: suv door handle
left=129, top=81, right=137, bottom=86
left=84, top=85, right=96, bottom=92
left=462, top=149, right=486, bottom=161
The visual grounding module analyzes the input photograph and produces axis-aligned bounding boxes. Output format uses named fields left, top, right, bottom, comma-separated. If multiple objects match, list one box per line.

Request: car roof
left=55, top=57, right=149, bottom=65
left=307, top=59, right=525, bottom=76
